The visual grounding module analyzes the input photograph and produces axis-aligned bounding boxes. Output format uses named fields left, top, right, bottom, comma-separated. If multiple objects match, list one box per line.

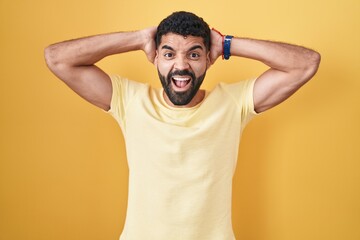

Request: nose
left=174, top=55, right=190, bottom=70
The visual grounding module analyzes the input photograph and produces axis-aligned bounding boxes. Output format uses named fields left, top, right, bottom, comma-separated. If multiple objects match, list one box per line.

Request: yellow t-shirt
left=108, top=75, right=257, bottom=240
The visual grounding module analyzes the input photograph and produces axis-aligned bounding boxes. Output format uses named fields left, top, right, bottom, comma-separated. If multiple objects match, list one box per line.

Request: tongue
left=175, top=80, right=187, bottom=88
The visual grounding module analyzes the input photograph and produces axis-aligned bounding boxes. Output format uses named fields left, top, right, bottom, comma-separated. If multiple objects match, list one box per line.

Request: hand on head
left=141, top=26, right=157, bottom=63
left=209, top=28, right=225, bottom=65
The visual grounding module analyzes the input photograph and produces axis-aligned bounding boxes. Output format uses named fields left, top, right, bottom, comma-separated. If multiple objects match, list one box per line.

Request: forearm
left=211, top=29, right=320, bottom=112
left=45, top=30, right=146, bottom=68
left=230, top=37, right=320, bottom=74
left=44, top=29, right=153, bottom=111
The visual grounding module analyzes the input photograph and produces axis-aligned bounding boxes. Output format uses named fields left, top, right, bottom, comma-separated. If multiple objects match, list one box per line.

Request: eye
left=189, top=52, right=200, bottom=60
left=164, top=52, right=174, bottom=59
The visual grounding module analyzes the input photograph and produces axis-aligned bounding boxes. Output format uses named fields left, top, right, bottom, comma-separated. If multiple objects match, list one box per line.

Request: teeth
left=173, top=76, right=190, bottom=81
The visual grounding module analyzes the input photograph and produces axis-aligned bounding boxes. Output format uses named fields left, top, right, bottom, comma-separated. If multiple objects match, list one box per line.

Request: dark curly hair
left=155, top=11, right=211, bottom=51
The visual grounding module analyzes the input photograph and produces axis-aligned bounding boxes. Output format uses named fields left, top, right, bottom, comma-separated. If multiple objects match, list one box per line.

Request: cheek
left=157, top=61, right=173, bottom=76
left=192, top=62, right=207, bottom=76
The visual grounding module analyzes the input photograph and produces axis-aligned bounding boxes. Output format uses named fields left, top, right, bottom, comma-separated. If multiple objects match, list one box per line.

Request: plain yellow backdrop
left=0, top=0, right=359, bottom=239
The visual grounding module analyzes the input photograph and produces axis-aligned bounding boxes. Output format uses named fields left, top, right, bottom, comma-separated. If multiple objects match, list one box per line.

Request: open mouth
left=172, top=76, right=191, bottom=90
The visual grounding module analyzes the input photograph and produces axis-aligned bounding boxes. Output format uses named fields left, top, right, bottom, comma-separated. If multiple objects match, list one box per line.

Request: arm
left=210, top=30, right=321, bottom=113
left=44, top=27, right=157, bottom=111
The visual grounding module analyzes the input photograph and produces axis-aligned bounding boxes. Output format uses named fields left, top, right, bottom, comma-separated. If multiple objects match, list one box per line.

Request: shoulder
left=209, top=79, right=257, bottom=100
left=110, top=74, right=148, bottom=89
left=218, top=79, right=256, bottom=94
left=209, top=79, right=258, bottom=116
left=110, top=74, right=150, bottom=97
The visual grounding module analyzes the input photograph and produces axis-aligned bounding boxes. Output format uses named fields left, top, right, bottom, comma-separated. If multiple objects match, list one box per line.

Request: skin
left=154, top=34, right=210, bottom=107
left=44, top=26, right=321, bottom=113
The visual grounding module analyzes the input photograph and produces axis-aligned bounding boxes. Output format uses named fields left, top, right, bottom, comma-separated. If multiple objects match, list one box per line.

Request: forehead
left=158, top=33, right=206, bottom=51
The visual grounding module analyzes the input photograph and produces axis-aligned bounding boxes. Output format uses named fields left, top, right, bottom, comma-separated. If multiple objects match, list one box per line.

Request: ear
left=206, top=51, right=211, bottom=70
left=154, top=50, right=159, bottom=67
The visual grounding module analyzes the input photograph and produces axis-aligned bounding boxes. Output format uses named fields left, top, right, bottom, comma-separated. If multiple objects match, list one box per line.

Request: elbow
left=308, top=51, right=321, bottom=77
left=310, top=50, right=321, bottom=71
left=44, top=44, right=68, bottom=71
left=301, top=50, right=321, bottom=83
left=44, top=45, right=58, bottom=69
left=44, top=45, right=70, bottom=78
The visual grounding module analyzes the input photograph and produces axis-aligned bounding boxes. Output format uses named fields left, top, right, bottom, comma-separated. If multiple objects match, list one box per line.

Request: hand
left=141, top=26, right=157, bottom=63
left=210, top=28, right=224, bottom=64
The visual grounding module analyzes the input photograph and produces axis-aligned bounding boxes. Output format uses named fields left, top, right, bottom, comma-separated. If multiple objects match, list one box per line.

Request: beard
left=157, top=68, right=206, bottom=106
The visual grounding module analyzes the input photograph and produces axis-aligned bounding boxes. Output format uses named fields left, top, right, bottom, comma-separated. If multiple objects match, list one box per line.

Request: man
left=45, top=11, right=320, bottom=240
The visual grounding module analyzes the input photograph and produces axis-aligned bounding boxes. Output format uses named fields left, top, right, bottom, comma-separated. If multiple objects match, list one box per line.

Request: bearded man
left=45, top=11, right=320, bottom=240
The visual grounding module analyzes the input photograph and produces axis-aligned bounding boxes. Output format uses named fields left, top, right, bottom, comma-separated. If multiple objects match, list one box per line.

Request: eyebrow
left=161, top=45, right=174, bottom=51
left=188, top=45, right=204, bottom=51
left=161, top=45, right=204, bottom=52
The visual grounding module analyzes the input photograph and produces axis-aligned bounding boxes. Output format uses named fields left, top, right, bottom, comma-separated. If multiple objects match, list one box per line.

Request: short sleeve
left=106, top=74, right=148, bottom=130
left=106, top=75, right=127, bottom=127
left=222, top=78, right=259, bottom=128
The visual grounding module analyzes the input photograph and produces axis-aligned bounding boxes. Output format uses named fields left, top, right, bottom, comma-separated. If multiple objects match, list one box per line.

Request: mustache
left=167, top=70, right=195, bottom=80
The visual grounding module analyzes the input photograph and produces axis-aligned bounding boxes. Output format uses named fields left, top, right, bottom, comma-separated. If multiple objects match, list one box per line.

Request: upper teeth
left=173, top=77, right=190, bottom=81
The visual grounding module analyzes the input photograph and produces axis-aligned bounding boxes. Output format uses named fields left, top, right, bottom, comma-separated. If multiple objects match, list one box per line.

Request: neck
left=163, top=89, right=205, bottom=108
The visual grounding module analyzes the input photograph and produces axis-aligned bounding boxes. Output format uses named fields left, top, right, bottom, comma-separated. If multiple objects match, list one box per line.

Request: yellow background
left=1, top=0, right=359, bottom=239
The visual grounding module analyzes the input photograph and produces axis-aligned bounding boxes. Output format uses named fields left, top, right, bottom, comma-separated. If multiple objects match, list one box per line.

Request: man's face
left=155, top=33, right=210, bottom=107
